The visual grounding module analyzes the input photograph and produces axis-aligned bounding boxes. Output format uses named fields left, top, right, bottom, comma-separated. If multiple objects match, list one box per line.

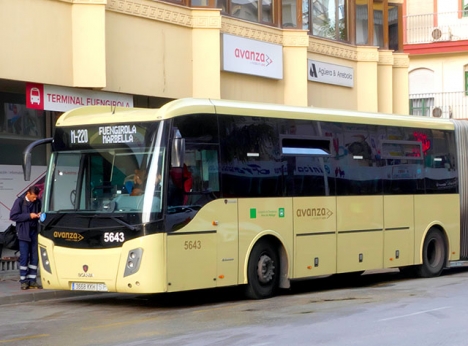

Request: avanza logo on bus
left=296, top=208, right=333, bottom=219
left=53, top=231, right=84, bottom=242
left=234, top=48, right=273, bottom=67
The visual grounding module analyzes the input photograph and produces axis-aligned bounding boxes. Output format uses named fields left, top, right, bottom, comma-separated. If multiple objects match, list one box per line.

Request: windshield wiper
left=89, top=214, right=140, bottom=232
left=47, top=212, right=140, bottom=232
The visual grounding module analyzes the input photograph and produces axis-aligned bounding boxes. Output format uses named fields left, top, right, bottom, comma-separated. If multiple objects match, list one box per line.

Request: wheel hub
left=257, top=254, right=275, bottom=284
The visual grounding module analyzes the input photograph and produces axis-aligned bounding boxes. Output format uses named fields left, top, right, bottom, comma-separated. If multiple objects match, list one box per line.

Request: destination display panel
left=53, top=123, right=151, bottom=150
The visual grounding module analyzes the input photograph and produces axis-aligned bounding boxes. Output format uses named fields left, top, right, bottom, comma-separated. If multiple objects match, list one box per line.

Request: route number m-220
left=70, top=129, right=89, bottom=144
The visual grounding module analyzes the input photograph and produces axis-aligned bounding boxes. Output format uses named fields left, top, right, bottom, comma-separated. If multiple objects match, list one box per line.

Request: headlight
left=40, top=246, right=52, bottom=274
left=124, top=248, right=143, bottom=277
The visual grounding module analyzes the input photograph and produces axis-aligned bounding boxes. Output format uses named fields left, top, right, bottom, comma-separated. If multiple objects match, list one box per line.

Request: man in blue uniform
left=10, top=186, right=42, bottom=290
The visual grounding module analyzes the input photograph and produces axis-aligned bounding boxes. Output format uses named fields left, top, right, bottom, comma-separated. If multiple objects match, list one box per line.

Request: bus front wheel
left=416, top=228, right=446, bottom=278
left=245, top=240, right=279, bottom=299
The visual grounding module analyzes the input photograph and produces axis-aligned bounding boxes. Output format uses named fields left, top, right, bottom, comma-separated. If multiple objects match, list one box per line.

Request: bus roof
left=56, top=98, right=456, bottom=131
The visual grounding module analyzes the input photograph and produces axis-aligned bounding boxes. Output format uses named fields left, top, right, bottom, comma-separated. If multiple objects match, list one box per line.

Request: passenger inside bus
left=168, top=164, right=193, bottom=206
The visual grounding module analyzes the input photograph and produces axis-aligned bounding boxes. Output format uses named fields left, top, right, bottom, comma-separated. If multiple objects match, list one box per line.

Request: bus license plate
left=71, top=282, right=108, bottom=292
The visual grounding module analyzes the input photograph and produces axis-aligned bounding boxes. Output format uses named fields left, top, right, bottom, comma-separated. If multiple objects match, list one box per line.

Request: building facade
left=0, top=0, right=408, bottom=230
left=405, top=0, right=468, bottom=118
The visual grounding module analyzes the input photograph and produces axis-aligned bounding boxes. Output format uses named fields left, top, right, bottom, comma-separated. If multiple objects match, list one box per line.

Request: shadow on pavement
left=43, top=267, right=468, bottom=310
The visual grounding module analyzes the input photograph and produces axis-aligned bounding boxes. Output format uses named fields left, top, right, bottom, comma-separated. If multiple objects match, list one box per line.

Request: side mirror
left=23, top=152, right=32, bottom=181
left=171, top=129, right=185, bottom=168
left=23, top=138, right=53, bottom=181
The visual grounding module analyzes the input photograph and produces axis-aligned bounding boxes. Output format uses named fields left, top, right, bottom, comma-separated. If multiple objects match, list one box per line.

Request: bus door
left=291, top=154, right=337, bottom=278
left=383, top=195, right=415, bottom=268
left=380, top=140, right=423, bottom=268
left=165, top=143, right=238, bottom=291
left=335, top=146, right=384, bottom=273
left=336, top=195, right=384, bottom=273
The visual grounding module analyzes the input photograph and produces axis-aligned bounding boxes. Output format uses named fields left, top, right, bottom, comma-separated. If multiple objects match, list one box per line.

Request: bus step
left=449, top=261, right=468, bottom=268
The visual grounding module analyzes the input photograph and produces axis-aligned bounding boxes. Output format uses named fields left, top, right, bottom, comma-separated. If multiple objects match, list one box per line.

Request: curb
left=0, top=285, right=104, bottom=306
left=0, top=259, right=114, bottom=306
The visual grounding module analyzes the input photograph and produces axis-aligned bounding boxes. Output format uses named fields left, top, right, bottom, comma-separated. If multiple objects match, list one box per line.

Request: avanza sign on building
left=221, top=34, right=283, bottom=80
left=26, top=83, right=133, bottom=112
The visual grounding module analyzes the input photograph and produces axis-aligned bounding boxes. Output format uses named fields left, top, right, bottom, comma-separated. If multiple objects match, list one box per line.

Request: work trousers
left=19, top=237, right=39, bottom=284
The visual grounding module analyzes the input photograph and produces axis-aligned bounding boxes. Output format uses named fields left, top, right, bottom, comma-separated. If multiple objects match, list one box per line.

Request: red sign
left=26, top=83, right=133, bottom=111
left=26, top=83, right=44, bottom=110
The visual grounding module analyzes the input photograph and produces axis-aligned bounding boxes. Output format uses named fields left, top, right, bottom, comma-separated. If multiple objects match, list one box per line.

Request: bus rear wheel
left=416, top=228, right=446, bottom=278
left=245, top=240, right=279, bottom=299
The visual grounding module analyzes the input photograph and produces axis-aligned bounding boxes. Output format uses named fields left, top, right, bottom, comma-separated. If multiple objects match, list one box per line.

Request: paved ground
left=0, top=245, right=402, bottom=307
left=0, top=247, right=94, bottom=306
left=0, top=276, right=96, bottom=306
left=0, top=261, right=96, bottom=306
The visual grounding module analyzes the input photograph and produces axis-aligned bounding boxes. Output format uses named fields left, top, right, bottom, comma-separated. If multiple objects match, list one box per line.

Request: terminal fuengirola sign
left=26, top=83, right=133, bottom=112
left=307, top=60, right=354, bottom=88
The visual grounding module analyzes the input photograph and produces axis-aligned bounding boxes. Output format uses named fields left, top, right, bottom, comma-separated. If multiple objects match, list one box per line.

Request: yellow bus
left=23, top=98, right=468, bottom=299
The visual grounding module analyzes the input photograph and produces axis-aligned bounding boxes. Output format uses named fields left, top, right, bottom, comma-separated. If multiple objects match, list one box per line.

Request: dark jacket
left=9, top=195, right=41, bottom=242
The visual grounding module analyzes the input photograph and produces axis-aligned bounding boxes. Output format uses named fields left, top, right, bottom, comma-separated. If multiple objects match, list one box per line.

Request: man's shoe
left=28, top=282, right=42, bottom=289
left=20, top=282, right=29, bottom=290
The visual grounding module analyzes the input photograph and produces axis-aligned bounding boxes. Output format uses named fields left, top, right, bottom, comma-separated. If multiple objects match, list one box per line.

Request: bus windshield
left=45, top=122, right=166, bottom=217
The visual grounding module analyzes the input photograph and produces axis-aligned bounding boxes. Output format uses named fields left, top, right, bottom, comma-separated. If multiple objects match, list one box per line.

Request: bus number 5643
left=184, top=240, right=201, bottom=250
left=104, top=232, right=125, bottom=243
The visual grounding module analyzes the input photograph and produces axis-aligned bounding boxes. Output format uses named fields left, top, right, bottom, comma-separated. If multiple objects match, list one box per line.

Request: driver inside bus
left=128, top=168, right=163, bottom=196
left=130, top=169, right=147, bottom=196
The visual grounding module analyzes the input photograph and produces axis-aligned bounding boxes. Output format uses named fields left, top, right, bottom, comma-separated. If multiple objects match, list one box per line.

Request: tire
left=245, top=240, right=279, bottom=299
left=416, top=228, right=446, bottom=278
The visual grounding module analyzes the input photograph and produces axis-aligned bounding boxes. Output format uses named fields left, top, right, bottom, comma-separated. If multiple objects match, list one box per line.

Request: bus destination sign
left=65, top=124, right=147, bottom=148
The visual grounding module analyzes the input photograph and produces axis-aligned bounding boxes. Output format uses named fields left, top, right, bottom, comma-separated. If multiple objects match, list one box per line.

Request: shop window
left=464, top=0, right=468, bottom=17
left=0, top=92, right=47, bottom=165
left=1, top=103, right=44, bottom=138
left=0, top=95, right=46, bottom=165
